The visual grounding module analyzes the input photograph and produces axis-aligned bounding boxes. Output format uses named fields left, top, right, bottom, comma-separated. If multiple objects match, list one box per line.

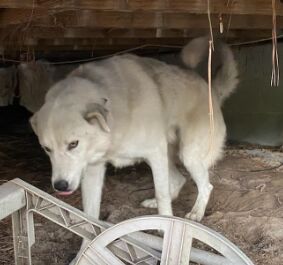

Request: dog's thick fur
left=30, top=37, right=238, bottom=224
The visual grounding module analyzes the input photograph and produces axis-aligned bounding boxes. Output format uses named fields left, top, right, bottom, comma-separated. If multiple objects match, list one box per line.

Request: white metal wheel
left=76, top=215, right=254, bottom=265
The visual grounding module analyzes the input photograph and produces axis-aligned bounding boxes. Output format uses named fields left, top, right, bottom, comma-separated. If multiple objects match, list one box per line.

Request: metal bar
left=0, top=181, right=26, bottom=220
left=12, top=208, right=32, bottom=265
left=123, top=228, right=234, bottom=265
left=26, top=192, right=35, bottom=247
left=3, top=179, right=236, bottom=265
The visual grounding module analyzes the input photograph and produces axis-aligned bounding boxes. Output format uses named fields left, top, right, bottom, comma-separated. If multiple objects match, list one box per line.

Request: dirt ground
left=0, top=134, right=282, bottom=265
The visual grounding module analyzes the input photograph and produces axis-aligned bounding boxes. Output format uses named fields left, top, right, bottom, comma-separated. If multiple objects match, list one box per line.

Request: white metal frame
left=0, top=178, right=254, bottom=265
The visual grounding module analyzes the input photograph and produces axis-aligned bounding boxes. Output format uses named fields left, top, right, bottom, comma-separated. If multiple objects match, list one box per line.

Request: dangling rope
left=207, top=0, right=215, bottom=152
left=225, top=0, right=235, bottom=40
left=207, top=0, right=214, bottom=50
left=271, top=0, right=280, bottom=87
left=219, top=14, right=224, bottom=34
left=208, top=40, right=215, bottom=149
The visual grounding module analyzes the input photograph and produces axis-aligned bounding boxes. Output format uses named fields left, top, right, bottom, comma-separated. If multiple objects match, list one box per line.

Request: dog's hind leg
left=170, top=162, right=187, bottom=200
left=168, top=144, right=187, bottom=200
left=180, top=149, right=213, bottom=221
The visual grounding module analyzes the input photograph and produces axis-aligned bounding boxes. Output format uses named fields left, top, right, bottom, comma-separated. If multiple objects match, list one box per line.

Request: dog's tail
left=181, top=36, right=239, bottom=104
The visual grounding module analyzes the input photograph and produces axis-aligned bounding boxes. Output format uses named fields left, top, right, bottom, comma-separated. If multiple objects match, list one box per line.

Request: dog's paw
left=185, top=210, right=203, bottom=222
left=141, top=198, right=158, bottom=208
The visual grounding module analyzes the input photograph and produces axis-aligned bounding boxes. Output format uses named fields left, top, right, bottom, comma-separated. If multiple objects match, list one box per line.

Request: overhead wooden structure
left=0, top=0, right=282, bottom=58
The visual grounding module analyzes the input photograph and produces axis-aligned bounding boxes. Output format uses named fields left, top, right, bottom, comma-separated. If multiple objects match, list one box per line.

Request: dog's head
left=30, top=77, right=111, bottom=195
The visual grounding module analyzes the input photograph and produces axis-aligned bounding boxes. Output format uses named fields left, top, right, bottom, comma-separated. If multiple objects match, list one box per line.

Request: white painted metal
left=0, top=179, right=255, bottom=265
left=12, top=208, right=30, bottom=265
left=0, top=181, right=25, bottom=220
left=11, top=179, right=160, bottom=264
left=77, top=216, right=254, bottom=265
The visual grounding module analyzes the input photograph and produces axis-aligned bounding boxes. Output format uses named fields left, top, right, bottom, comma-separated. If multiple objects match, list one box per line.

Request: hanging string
left=207, top=0, right=214, bottom=50
left=271, top=0, right=280, bottom=87
left=219, top=14, right=224, bottom=34
left=207, top=0, right=215, bottom=153
left=208, top=40, right=215, bottom=150
left=23, top=0, right=35, bottom=31
left=225, top=0, right=235, bottom=40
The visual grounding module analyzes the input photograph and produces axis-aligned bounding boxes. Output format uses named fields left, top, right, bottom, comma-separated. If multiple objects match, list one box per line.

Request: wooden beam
left=0, top=27, right=210, bottom=40
left=0, top=31, right=280, bottom=51
left=0, top=45, right=181, bottom=53
left=0, top=8, right=48, bottom=25
left=0, top=47, right=185, bottom=63
left=0, top=8, right=67, bottom=26
left=0, top=27, right=277, bottom=41
left=1, top=0, right=283, bottom=16
left=0, top=0, right=125, bottom=11
left=0, top=37, right=189, bottom=47
left=1, top=11, right=282, bottom=30
left=29, top=12, right=283, bottom=30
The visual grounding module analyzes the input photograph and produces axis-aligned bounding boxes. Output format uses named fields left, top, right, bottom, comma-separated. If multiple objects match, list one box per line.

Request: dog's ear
left=84, top=103, right=110, bottom=133
left=29, top=113, right=38, bottom=135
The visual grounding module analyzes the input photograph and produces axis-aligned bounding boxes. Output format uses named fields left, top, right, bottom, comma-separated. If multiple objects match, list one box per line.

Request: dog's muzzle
left=54, top=180, right=74, bottom=196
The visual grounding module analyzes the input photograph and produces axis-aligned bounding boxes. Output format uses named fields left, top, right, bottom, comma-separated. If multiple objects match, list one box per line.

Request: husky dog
left=30, top=37, right=238, bottom=223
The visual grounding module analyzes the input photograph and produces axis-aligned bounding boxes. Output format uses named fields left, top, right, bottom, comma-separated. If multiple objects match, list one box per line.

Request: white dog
left=30, top=37, right=238, bottom=223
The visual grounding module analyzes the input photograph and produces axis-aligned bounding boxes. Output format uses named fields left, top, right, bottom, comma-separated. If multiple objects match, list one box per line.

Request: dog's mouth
left=56, top=190, right=74, bottom=196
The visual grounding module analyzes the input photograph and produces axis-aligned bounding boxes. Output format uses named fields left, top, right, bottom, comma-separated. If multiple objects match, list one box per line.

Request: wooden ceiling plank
left=0, top=0, right=123, bottom=10
left=0, top=0, right=283, bottom=16
left=1, top=31, right=280, bottom=48
left=0, top=46, right=178, bottom=54
left=0, top=37, right=188, bottom=46
left=0, top=27, right=196, bottom=39
left=0, top=7, right=67, bottom=25
left=1, top=11, right=282, bottom=30
left=0, top=27, right=277, bottom=40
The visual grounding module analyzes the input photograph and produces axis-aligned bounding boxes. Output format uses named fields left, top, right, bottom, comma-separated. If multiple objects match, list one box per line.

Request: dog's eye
left=43, top=146, right=51, bottom=153
left=68, top=140, right=79, bottom=150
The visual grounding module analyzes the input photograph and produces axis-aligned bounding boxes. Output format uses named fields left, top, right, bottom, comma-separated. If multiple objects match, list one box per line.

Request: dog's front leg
left=69, top=163, right=105, bottom=265
left=147, top=149, right=173, bottom=216
left=82, top=163, right=106, bottom=218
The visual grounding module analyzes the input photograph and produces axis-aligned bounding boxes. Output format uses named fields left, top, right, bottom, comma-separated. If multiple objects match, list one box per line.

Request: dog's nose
left=54, top=180, right=69, bottom=191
